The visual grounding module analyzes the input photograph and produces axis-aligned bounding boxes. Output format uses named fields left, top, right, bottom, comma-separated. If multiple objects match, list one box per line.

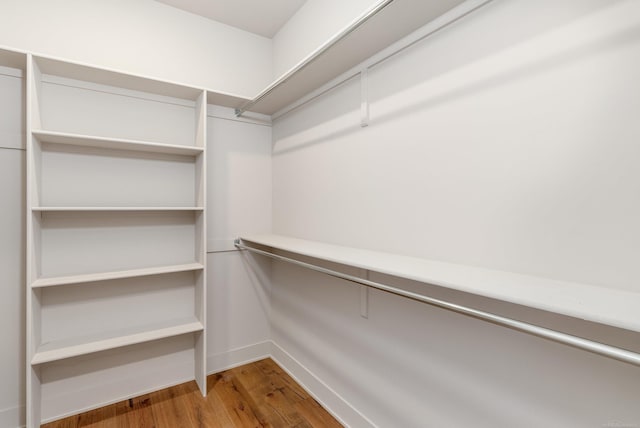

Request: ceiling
left=155, top=0, right=307, bottom=38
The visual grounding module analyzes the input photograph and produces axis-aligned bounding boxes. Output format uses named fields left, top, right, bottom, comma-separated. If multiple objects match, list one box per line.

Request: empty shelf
left=31, top=317, right=203, bottom=365
left=32, top=206, right=204, bottom=212
left=32, top=130, right=204, bottom=156
left=32, top=263, right=204, bottom=288
left=239, top=234, right=640, bottom=333
left=239, top=0, right=472, bottom=115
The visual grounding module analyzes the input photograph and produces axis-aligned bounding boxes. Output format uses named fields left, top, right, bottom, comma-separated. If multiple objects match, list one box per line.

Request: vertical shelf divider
left=26, top=52, right=41, bottom=428
left=194, top=90, right=207, bottom=396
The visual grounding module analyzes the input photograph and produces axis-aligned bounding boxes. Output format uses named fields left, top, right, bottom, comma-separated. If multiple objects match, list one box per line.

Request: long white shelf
left=32, top=206, right=204, bottom=212
left=240, top=234, right=640, bottom=333
left=32, top=130, right=204, bottom=156
left=34, top=55, right=204, bottom=102
left=30, top=48, right=249, bottom=108
left=239, top=0, right=473, bottom=115
left=32, top=262, right=204, bottom=288
left=31, top=317, right=203, bottom=365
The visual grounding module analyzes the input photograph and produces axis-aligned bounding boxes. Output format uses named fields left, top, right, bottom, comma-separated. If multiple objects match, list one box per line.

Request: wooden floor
left=42, top=358, right=342, bottom=428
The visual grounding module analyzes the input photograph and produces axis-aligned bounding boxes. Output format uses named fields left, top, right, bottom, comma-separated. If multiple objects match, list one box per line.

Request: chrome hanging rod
left=234, top=0, right=396, bottom=117
left=234, top=239, right=640, bottom=367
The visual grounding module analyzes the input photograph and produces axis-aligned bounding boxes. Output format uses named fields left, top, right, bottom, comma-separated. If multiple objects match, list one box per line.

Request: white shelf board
left=32, top=130, right=204, bottom=156
left=241, top=0, right=468, bottom=115
left=34, top=55, right=203, bottom=101
left=31, top=317, right=203, bottom=365
left=0, top=47, right=26, bottom=70
left=206, top=91, right=251, bottom=109
left=32, top=262, right=204, bottom=288
left=33, top=54, right=250, bottom=108
left=240, top=234, right=640, bottom=333
left=32, top=207, right=204, bottom=212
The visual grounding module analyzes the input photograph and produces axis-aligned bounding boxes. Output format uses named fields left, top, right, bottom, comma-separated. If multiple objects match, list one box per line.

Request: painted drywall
left=272, top=0, right=381, bottom=79
left=0, top=149, right=26, bottom=428
left=271, top=0, right=640, bottom=426
left=206, top=110, right=273, bottom=371
left=0, top=0, right=272, bottom=98
left=0, top=67, right=25, bottom=428
left=273, top=0, right=640, bottom=292
left=0, top=68, right=23, bottom=150
left=271, top=264, right=640, bottom=428
left=207, top=111, right=273, bottom=252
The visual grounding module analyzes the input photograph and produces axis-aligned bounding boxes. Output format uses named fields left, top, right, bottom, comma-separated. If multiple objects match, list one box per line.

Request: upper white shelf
left=239, top=0, right=469, bottom=115
left=240, top=234, right=640, bottom=333
left=34, top=55, right=203, bottom=101
left=31, top=54, right=249, bottom=108
left=32, top=130, right=204, bottom=156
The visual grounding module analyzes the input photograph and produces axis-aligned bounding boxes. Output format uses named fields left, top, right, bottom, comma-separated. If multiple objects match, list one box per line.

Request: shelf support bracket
left=360, top=269, right=369, bottom=318
left=360, top=68, right=370, bottom=127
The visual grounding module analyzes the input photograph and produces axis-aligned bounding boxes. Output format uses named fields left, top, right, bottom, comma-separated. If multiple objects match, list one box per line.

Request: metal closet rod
left=234, top=239, right=640, bottom=367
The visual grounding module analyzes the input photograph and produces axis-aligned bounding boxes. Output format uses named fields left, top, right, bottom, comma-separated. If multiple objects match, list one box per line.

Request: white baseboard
left=8, top=341, right=366, bottom=428
left=269, top=341, right=376, bottom=428
left=207, top=341, right=272, bottom=374
left=0, top=405, right=24, bottom=428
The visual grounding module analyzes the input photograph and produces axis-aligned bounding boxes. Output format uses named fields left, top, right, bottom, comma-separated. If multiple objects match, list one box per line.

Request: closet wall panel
left=205, top=111, right=272, bottom=371
left=0, top=69, right=24, bottom=150
left=0, top=149, right=26, bottom=428
left=0, top=59, right=26, bottom=428
left=271, top=1, right=640, bottom=426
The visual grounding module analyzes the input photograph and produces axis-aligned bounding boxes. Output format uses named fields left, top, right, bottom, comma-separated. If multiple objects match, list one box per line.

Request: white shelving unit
left=26, top=54, right=207, bottom=427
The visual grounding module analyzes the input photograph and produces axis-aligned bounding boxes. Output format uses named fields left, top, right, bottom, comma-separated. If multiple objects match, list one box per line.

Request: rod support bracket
left=360, top=68, right=370, bottom=127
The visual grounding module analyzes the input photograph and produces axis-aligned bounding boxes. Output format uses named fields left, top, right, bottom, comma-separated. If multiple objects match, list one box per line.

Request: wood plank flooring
left=42, top=358, right=343, bottom=428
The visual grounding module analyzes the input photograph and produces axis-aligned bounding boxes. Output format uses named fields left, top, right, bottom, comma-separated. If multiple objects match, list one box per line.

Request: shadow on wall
left=279, top=264, right=534, bottom=423
left=369, top=20, right=640, bottom=130
left=366, top=0, right=626, bottom=110
left=271, top=261, right=640, bottom=427
left=270, top=262, right=558, bottom=427
left=271, top=0, right=630, bottom=156
left=207, top=115, right=271, bottom=251
left=238, top=251, right=272, bottom=320
left=272, top=76, right=361, bottom=156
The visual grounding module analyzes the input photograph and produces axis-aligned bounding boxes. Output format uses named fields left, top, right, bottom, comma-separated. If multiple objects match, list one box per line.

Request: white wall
left=0, top=68, right=26, bottom=428
left=272, top=0, right=380, bottom=79
left=271, top=0, right=640, bottom=426
left=0, top=0, right=273, bottom=98
left=206, top=109, right=273, bottom=372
